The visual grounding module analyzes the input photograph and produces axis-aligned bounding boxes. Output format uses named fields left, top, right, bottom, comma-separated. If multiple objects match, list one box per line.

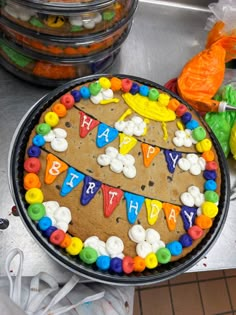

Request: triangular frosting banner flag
left=80, top=175, right=102, bottom=205
left=141, top=143, right=160, bottom=167
left=96, top=123, right=119, bottom=148
left=101, top=184, right=123, bottom=218
left=119, top=133, right=137, bottom=154
left=145, top=198, right=162, bottom=225
left=60, top=167, right=85, bottom=197
left=124, top=192, right=145, bottom=224
left=79, top=111, right=99, bottom=138
left=45, top=153, right=68, bottom=184
left=162, top=202, right=181, bottom=231
left=180, top=206, right=197, bottom=230
left=164, top=149, right=182, bottom=174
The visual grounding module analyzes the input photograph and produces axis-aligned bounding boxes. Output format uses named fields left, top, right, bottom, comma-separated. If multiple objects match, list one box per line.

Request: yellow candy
left=145, top=252, right=158, bottom=269
left=196, top=138, right=212, bottom=153
left=25, top=188, right=44, bottom=204
left=66, top=237, right=83, bottom=255
left=99, top=77, right=111, bottom=89
left=44, top=111, right=59, bottom=127
left=201, top=201, right=218, bottom=218
left=158, top=93, right=170, bottom=106
left=230, top=122, right=236, bottom=159
left=177, top=121, right=184, bottom=130
left=44, top=15, right=65, bottom=28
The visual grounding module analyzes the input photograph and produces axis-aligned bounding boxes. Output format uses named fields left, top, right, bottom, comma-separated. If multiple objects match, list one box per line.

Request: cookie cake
left=9, top=74, right=230, bottom=284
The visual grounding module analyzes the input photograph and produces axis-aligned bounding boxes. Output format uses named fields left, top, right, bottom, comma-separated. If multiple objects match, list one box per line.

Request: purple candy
left=43, top=226, right=57, bottom=238
left=71, top=90, right=81, bottom=102
left=110, top=257, right=123, bottom=273
left=27, top=145, right=41, bottom=157
left=181, top=112, right=192, bottom=125
left=130, top=83, right=140, bottom=95
left=179, top=234, right=193, bottom=247
left=203, top=170, right=217, bottom=180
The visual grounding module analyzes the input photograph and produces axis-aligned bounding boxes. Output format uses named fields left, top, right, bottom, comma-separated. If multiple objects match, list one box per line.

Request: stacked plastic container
left=0, top=0, right=138, bottom=86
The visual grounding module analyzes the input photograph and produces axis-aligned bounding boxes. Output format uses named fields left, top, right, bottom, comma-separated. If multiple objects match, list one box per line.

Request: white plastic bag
left=0, top=248, right=134, bottom=315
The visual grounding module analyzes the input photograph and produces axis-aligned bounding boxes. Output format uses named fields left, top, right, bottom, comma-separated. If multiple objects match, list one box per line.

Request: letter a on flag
left=162, top=202, right=181, bottom=231
left=101, top=184, right=123, bottom=217
left=79, top=111, right=99, bottom=138
left=45, top=153, right=68, bottom=184
left=96, top=123, right=118, bottom=148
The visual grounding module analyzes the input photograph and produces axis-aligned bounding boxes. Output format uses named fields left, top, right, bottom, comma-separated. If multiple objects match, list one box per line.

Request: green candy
left=156, top=247, right=171, bottom=264
left=192, top=126, right=206, bottom=141
left=29, top=17, right=45, bottom=28
left=0, top=40, right=32, bottom=67
left=204, top=190, right=219, bottom=203
left=79, top=247, right=98, bottom=264
left=102, top=11, right=115, bottom=21
left=27, top=203, right=46, bottom=221
left=89, top=82, right=102, bottom=96
left=71, top=25, right=83, bottom=32
left=36, top=123, right=51, bottom=136
left=148, top=88, right=159, bottom=101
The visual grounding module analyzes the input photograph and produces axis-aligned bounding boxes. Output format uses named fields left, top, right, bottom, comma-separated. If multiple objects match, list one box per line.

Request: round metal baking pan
left=8, top=74, right=231, bottom=286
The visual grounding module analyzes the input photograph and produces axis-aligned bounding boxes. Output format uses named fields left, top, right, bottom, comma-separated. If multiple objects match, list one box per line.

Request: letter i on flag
left=60, top=167, right=85, bottom=197
left=45, top=154, right=68, bottom=184
left=101, top=185, right=123, bottom=218
left=79, top=111, right=99, bottom=138
left=124, top=192, right=145, bottom=224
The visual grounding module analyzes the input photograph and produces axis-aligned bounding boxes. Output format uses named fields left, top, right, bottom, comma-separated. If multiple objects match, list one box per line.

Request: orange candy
left=167, top=98, right=180, bottom=111
left=202, top=150, right=215, bottom=162
left=24, top=173, right=41, bottom=190
left=133, top=256, right=146, bottom=272
left=60, top=233, right=72, bottom=248
left=195, top=214, right=213, bottom=229
left=110, top=77, right=122, bottom=91
left=52, top=103, right=67, bottom=117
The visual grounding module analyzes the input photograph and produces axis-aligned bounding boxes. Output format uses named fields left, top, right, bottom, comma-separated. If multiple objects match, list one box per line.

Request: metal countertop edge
left=139, top=0, right=211, bottom=12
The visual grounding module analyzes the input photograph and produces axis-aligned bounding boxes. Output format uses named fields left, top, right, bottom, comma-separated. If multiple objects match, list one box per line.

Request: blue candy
left=110, top=257, right=123, bottom=273
left=179, top=234, right=193, bottom=248
left=139, top=85, right=149, bottom=96
left=38, top=216, right=52, bottom=231
left=166, top=241, right=183, bottom=256
left=96, top=255, right=111, bottom=271
left=27, top=145, right=41, bottom=157
left=71, top=89, right=81, bottom=102
left=204, top=179, right=217, bottom=191
left=80, top=86, right=91, bottom=99
left=186, top=119, right=199, bottom=130
left=181, top=112, right=192, bottom=125
left=32, top=134, right=46, bottom=147
left=130, top=83, right=140, bottom=95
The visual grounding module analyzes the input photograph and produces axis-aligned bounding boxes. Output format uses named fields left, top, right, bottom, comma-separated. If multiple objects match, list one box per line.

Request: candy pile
left=22, top=76, right=220, bottom=275
left=0, top=0, right=138, bottom=86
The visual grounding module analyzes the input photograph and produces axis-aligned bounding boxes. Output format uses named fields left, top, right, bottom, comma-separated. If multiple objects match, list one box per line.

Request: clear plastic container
left=0, top=0, right=136, bottom=37
left=0, top=28, right=129, bottom=86
left=0, top=11, right=133, bottom=57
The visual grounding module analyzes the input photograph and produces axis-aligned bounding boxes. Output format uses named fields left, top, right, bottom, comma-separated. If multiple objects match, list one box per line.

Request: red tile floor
left=133, top=269, right=236, bottom=315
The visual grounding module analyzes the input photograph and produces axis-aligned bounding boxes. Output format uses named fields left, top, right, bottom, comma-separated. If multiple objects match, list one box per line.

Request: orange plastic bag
left=177, top=21, right=236, bottom=113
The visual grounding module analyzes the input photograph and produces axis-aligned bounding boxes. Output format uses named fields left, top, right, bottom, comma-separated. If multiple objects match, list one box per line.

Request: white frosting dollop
left=51, top=138, right=68, bottom=152
left=180, top=192, right=195, bottom=207
left=173, top=129, right=195, bottom=147
left=181, top=185, right=205, bottom=207
left=152, top=240, right=165, bottom=253
left=54, top=206, right=72, bottom=224
left=53, top=128, right=67, bottom=139
left=55, top=221, right=69, bottom=233
left=114, top=115, right=146, bottom=137
left=42, top=201, right=71, bottom=232
left=128, top=225, right=146, bottom=243
left=43, top=201, right=60, bottom=216
left=106, top=236, right=124, bottom=256
left=136, top=241, right=152, bottom=258
left=145, top=228, right=161, bottom=244
left=97, top=154, right=111, bottom=166
left=44, top=130, right=56, bottom=142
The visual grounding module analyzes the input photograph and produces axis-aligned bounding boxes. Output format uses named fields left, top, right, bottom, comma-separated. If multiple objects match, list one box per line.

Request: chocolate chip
left=0, top=218, right=9, bottom=230
left=65, top=122, right=71, bottom=128
left=167, top=176, right=173, bottom=182
left=148, top=181, right=154, bottom=187
left=138, top=152, right=141, bottom=156
left=86, top=169, right=93, bottom=173
left=116, top=217, right=121, bottom=223
left=141, top=185, right=146, bottom=191
left=56, top=185, right=61, bottom=190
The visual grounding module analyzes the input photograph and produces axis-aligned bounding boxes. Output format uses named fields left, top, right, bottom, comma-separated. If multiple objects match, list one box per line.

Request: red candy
left=121, top=78, right=133, bottom=92
left=122, top=256, right=134, bottom=274
left=24, top=157, right=41, bottom=173
left=60, top=94, right=75, bottom=109
left=176, top=104, right=187, bottom=117
left=206, top=161, right=218, bottom=171
left=188, top=225, right=203, bottom=240
left=49, top=229, right=65, bottom=245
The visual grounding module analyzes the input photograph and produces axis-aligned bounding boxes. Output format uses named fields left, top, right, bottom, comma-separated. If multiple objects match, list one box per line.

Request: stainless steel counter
left=1, top=1, right=236, bottom=282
